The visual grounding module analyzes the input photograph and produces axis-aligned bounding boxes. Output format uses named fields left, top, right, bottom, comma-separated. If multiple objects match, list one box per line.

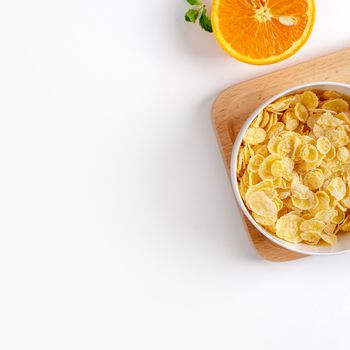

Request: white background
left=0, top=1, right=349, bottom=349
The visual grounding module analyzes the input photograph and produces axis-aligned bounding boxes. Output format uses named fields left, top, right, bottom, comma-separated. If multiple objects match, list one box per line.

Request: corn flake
left=258, top=155, right=280, bottom=180
left=324, top=223, right=336, bottom=235
left=332, top=209, right=345, bottom=224
left=320, top=232, right=337, bottom=245
left=322, top=98, right=349, bottom=113
left=276, top=213, right=303, bottom=243
left=314, top=209, right=337, bottom=223
left=325, top=129, right=349, bottom=148
left=243, top=127, right=266, bottom=145
left=254, top=144, right=269, bottom=157
left=294, top=102, right=309, bottom=122
left=301, top=144, right=319, bottom=162
left=283, top=110, right=299, bottom=131
left=327, top=177, right=346, bottom=200
left=260, top=111, right=271, bottom=128
left=323, top=90, right=343, bottom=100
left=291, top=195, right=317, bottom=210
left=248, top=154, right=265, bottom=173
left=317, top=112, right=344, bottom=128
left=252, top=213, right=277, bottom=226
left=299, top=91, right=319, bottom=109
left=337, top=147, right=350, bottom=163
left=291, top=180, right=313, bottom=200
left=267, top=122, right=284, bottom=139
left=303, top=170, right=325, bottom=190
left=246, top=191, right=277, bottom=217
left=300, top=219, right=326, bottom=232
left=316, top=136, right=331, bottom=155
left=300, top=231, right=320, bottom=245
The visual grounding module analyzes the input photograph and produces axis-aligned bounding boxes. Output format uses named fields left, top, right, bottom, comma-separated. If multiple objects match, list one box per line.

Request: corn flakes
left=237, top=89, right=350, bottom=246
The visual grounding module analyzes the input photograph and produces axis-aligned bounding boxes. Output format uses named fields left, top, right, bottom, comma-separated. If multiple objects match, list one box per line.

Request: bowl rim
left=230, top=81, right=350, bottom=256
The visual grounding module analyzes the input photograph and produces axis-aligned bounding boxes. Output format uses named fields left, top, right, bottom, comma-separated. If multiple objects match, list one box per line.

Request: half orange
left=211, top=0, right=315, bottom=65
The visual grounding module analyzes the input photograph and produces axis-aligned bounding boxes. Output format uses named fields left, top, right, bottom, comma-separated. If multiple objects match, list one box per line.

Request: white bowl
left=231, top=82, right=350, bottom=256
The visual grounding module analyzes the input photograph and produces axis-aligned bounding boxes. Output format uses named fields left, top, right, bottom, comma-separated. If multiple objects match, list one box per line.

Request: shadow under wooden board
left=212, top=48, right=350, bottom=262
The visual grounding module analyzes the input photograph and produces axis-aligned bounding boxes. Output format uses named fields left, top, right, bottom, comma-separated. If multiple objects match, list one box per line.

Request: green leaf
left=199, top=8, right=213, bottom=32
left=185, top=9, right=199, bottom=23
left=186, top=0, right=202, bottom=5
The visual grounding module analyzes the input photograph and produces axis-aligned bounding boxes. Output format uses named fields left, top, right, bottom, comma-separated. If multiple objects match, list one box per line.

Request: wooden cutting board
left=211, top=48, right=350, bottom=262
